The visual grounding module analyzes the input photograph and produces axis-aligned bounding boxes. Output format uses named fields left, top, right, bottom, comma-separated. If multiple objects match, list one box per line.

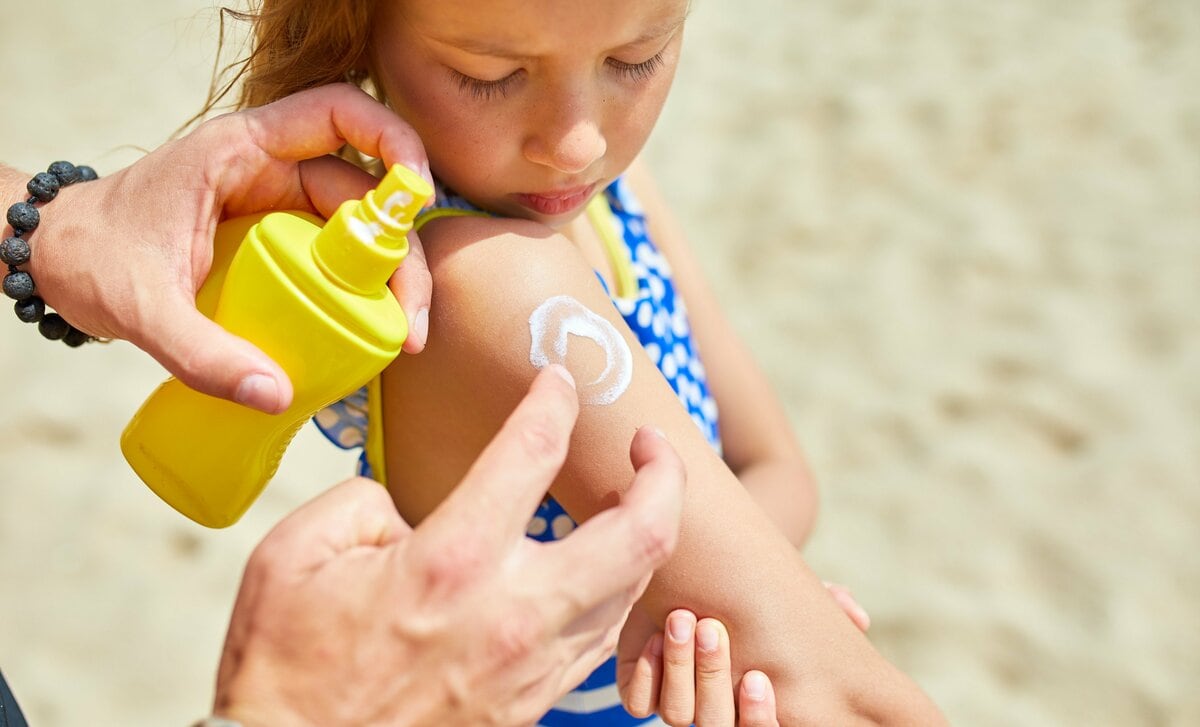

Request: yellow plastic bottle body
left=121, top=165, right=430, bottom=528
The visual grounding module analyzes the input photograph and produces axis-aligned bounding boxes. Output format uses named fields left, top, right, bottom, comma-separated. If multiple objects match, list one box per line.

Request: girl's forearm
left=636, top=454, right=944, bottom=726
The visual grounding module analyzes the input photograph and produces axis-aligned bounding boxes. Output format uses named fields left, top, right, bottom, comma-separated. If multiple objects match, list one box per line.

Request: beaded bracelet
left=2, top=161, right=98, bottom=347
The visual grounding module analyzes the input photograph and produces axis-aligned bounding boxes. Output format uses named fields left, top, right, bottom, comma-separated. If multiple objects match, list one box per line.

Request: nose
left=523, top=93, right=607, bottom=174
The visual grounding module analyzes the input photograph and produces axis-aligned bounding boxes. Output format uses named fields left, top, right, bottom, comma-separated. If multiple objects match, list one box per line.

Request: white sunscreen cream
left=529, top=295, right=632, bottom=405
left=347, top=190, right=417, bottom=244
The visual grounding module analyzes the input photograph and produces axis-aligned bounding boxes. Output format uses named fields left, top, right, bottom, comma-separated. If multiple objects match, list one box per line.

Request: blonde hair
left=188, top=0, right=379, bottom=131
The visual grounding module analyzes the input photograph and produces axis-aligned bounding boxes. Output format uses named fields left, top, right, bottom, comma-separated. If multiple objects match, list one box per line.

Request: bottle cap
left=313, top=164, right=434, bottom=293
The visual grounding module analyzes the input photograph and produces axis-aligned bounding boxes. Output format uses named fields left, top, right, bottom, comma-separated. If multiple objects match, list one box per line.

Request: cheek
left=392, top=80, right=510, bottom=180
left=426, top=111, right=513, bottom=190
left=604, top=82, right=671, bottom=158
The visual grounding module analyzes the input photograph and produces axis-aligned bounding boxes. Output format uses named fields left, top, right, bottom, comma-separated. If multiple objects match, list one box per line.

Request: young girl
left=208, top=0, right=941, bottom=724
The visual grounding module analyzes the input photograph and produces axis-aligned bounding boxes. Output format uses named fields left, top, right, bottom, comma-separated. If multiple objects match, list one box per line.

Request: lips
left=514, top=183, right=597, bottom=216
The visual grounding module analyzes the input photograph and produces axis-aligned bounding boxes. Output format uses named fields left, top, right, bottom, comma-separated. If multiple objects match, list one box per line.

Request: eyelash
left=606, top=52, right=666, bottom=82
left=451, top=51, right=667, bottom=101
left=452, top=70, right=519, bottom=101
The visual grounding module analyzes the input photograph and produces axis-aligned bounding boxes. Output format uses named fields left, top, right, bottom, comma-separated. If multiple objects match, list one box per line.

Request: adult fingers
left=538, top=426, right=685, bottom=627
left=419, top=365, right=579, bottom=553
left=133, top=291, right=294, bottom=414
left=298, top=154, right=381, bottom=219
left=390, top=227, right=432, bottom=354
left=736, top=672, right=780, bottom=727
left=694, top=619, right=735, bottom=727
left=245, top=84, right=432, bottom=188
left=252, top=477, right=410, bottom=575
left=553, top=602, right=638, bottom=701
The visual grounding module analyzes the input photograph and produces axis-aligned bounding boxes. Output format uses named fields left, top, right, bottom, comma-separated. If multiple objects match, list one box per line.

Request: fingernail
left=236, top=374, right=280, bottom=413
left=852, top=603, right=872, bottom=630
left=744, top=671, right=767, bottom=701
left=696, top=622, right=719, bottom=653
left=667, top=613, right=693, bottom=643
left=648, top=426, right=667, bottom=440
left=412, top=307, right=429, bottom=347
left=420, top=160, right=434, bottom=200
left=546, top=364, right=576, bottom=389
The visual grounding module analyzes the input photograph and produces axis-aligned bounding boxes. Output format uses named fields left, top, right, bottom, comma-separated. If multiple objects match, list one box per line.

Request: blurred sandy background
left=2, top=1, right=1197, bottom=724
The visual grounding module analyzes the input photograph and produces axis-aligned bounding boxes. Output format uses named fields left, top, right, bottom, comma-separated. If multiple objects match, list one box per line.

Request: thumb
left=134, top=292, right=294, bottom=414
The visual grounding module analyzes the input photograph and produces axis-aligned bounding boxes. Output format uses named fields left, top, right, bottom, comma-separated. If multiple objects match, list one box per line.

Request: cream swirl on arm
left=528, top=295, right=633, bottom=406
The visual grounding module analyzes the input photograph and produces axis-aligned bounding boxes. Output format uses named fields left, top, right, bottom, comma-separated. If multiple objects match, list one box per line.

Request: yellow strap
left=585, top=194, right=637, bottom=299
left=414, top=206, right=489, bottom=232
left=365, top=375, right=388, bottom=486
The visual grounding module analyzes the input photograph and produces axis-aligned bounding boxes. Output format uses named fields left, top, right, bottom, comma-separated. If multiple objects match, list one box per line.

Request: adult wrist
left=2, top=160, right=100, bottom=345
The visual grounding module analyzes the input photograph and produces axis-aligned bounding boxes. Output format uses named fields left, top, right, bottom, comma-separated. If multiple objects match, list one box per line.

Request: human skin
left=214, top=367, right=689, bottom=726
left=369, top=0, right=820, bottom=547
left=1, top=85, right=433, bottom=414
left=622, top=609, right=783, bottom=727
left=363, top=0, right=944, bottom=723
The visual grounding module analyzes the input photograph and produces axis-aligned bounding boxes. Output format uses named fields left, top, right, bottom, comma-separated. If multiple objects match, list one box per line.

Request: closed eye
left=606, top=52, right=665, bottom=82
left=451, top=69, right=522, bottom=100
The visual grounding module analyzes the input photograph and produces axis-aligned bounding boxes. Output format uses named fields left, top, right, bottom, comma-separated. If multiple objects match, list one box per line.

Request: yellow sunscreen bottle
left=121, top=164, right=432, bottom=528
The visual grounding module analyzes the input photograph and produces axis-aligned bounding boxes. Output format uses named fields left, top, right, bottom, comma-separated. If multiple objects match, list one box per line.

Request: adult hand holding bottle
left=0, top=84, right=434, bottom=414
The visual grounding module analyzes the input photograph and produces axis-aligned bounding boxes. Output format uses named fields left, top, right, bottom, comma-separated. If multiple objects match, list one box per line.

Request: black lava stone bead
left=14, top=296, right=45, bottom=323
left=27, top=172, right=61, bottom=203
left=3, top=270, right=34, bottom=300
left=38, top=312, right=70, bottom=340
left=76, top=166, right=99, bottom=182
left=47, top=161, right=80, bottom=186
left=63, top=326, right=90, bottom=347
left=0, top=236, right=31, bottom=266
left=6, top=202, right=39, bottom=233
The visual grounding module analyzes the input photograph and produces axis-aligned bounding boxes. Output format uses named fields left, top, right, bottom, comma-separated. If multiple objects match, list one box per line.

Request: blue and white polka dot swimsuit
left=315, top=175, right=721, bottom=725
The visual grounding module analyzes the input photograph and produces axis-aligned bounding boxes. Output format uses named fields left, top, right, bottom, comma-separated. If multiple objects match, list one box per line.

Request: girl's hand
left=14, top=83, right=433, bottom=413
left=824, top=581, right=872, bottom=632
left=618, top=609, right=780, bottom=726
left=616, top=586, right=866, bottom=725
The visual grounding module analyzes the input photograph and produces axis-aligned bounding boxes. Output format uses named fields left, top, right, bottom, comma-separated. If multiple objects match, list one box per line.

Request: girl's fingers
left=737, top=671, right=780, bottom=727
left=824, top=581, right=872, bottom=632
left=693, top=619, right=735, bottom=726
left=658, top=609, right=698, bottom=726
left=620, top=632, right=664, bottom=718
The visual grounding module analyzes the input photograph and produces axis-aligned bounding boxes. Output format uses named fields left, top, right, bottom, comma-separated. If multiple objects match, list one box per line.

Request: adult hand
left=212, top=366, right=687, bottom=727
left=618, top=609, right=780, bottom=727
left=9, top=83, right=434, bottom=414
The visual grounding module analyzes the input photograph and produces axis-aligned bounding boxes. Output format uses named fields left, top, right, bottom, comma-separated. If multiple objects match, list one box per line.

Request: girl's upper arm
left=378, top=215, right=937, bottom=725
left=382, top=213, right=736, bottom=523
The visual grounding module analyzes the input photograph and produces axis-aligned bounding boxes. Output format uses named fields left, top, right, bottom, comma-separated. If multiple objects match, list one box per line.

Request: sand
left=2, top=1, right=1197, bottom=724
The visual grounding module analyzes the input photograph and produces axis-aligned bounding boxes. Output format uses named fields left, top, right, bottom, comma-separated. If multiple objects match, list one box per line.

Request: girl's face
left=370, top=0, right=689, bottom=227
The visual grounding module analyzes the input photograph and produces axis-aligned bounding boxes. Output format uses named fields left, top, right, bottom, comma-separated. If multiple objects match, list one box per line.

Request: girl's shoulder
left=415, top=212, right=611, bottom=359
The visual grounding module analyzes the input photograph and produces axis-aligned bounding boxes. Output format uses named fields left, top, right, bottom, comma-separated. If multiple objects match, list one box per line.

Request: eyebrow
left=432, top=15, right=687, bottom=61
